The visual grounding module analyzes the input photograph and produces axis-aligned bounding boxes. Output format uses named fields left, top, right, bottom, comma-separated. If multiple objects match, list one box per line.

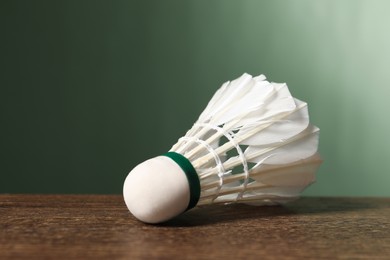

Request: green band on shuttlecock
left=163, top=152, right=200, bottom=211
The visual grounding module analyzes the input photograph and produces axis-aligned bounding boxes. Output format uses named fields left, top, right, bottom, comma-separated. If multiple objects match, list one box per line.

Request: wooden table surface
left=1, top=195, right=389, bottom=259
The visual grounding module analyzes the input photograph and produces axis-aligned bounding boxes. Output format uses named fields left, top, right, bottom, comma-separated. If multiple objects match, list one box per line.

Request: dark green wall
left=1, top=1, right=390, bottom=195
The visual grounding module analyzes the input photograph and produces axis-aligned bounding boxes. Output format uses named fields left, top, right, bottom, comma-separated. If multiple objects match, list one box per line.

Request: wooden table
left=1, top=195, right=389, bottom=259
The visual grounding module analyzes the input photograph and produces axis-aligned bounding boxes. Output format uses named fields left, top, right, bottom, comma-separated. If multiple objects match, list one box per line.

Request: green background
left=1, top=0, right=389, bottom=196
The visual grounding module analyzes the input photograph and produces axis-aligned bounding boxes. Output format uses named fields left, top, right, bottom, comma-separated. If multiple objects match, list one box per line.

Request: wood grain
left=1, top=195, right=389, bottom=259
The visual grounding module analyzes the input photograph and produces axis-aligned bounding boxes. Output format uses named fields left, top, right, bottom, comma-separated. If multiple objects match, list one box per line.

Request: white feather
left=170, top=73, right=322, bottom=206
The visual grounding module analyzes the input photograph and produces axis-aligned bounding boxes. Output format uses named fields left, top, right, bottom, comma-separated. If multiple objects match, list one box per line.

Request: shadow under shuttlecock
left=159, top=197, right=379, bottom=227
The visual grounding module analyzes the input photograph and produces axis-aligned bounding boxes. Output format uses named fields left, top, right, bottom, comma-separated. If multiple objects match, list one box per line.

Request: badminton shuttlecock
left=123, top=73, right=322, bottom=223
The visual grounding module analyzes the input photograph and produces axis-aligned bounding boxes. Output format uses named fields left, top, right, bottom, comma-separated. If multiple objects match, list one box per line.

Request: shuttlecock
left=123, top=73, right=322, bottom=223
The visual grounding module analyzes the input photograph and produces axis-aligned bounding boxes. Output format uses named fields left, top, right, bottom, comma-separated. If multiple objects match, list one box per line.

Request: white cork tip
left=123, top=156, right=191, bottom=224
